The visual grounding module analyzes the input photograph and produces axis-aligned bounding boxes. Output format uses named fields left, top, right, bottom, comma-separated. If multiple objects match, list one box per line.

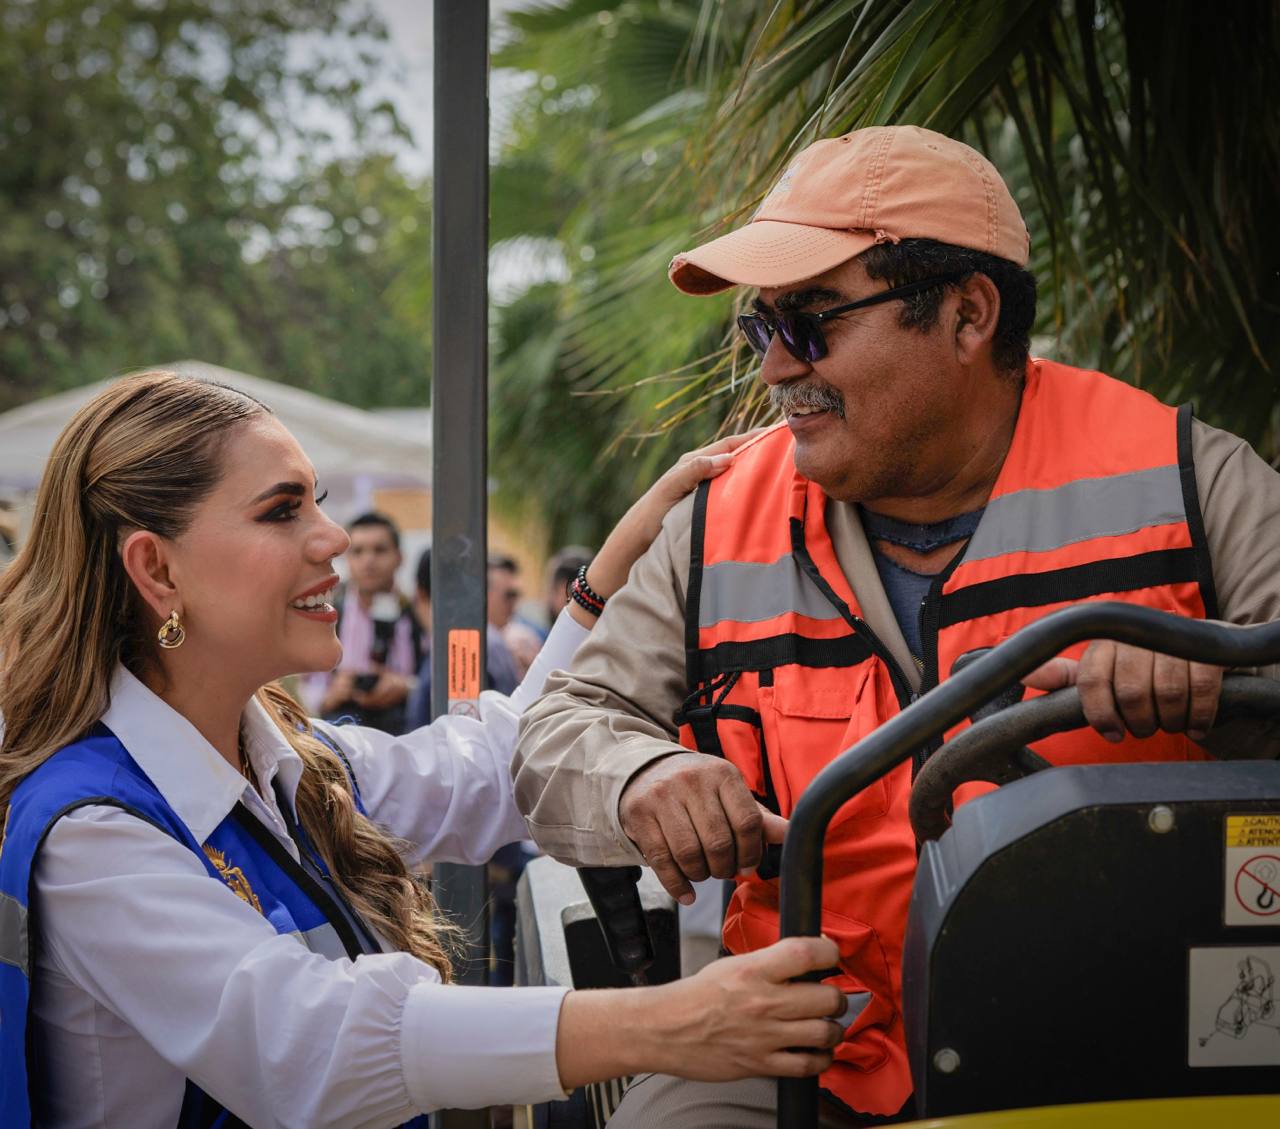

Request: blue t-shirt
left=860, top=505, right=984, bottom=662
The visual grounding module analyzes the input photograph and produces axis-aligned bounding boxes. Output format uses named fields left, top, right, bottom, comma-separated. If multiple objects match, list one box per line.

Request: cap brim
left=668, top=220, right=875, bottom=295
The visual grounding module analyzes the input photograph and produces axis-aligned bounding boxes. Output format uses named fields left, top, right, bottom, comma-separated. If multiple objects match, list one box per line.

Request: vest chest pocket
left=757, top=663, right=890, bottom=822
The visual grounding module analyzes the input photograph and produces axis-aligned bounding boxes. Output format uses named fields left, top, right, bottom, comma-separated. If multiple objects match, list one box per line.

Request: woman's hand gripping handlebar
left=554, top=934, right=848, bottom=1091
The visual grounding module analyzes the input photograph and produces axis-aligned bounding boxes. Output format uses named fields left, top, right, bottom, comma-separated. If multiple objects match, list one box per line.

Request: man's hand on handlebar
left=1025, top=640, right=1223, bottom=743
left=619, top=753, right=786, bottom=904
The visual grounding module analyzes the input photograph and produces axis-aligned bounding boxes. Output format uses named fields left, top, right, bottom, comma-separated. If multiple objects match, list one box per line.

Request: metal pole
left=431, top=3, right=490, bottom=1125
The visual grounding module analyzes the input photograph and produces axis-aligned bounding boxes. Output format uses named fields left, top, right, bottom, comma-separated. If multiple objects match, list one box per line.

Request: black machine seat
left=904, top=759, right=1280, bottom=1116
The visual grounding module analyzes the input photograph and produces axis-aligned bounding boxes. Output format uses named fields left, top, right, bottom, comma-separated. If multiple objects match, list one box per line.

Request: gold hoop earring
left=157, top=610, right=186, bottom=650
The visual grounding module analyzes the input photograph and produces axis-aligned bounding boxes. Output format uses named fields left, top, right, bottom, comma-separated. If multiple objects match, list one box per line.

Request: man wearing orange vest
left=513, top=126, right=1280, bottom=1126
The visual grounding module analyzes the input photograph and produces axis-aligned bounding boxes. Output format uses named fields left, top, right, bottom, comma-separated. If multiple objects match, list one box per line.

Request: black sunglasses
left=736, top=272, right=967, bottom=363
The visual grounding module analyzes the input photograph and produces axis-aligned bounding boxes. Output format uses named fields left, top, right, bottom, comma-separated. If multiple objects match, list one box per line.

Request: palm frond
left=486, top=0, right=1280, bottom=546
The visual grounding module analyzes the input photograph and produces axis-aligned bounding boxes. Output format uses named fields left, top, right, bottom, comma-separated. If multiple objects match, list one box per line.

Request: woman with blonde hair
left=0, top=371, right=845, bottom=1128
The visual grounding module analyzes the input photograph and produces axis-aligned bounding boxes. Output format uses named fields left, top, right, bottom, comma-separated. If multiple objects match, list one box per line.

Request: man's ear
left=120, top=530, right=180, bottom=624
left=952, top=272, right=1001, bottom=365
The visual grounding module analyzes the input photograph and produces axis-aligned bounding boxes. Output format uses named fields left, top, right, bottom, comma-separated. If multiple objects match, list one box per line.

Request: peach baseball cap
left=668, top=125, right=1030, bottom=296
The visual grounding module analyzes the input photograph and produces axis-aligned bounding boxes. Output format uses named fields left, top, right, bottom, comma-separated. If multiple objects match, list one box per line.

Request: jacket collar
left=101, top=666, right=305, bottom=844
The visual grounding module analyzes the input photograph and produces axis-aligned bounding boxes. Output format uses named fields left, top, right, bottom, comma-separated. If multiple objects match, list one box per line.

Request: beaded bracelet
left=569, top=564, right=606, bottom=617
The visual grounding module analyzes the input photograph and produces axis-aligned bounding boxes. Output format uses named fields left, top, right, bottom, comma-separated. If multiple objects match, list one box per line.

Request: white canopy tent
left=0, top=361, right=431, bottom=504
left=0, top=363, right=435, bottom=584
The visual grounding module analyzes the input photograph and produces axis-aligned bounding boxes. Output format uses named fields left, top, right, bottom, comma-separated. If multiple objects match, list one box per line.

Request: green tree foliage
left=491, top=1, right=737, bottom=547
left=0, top=0, right=430, bottom=410
left=489, top=0, right=1279, bottom=546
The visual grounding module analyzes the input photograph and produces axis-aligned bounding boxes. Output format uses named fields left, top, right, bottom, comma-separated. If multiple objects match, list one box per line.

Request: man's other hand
left=619, top=753, right=786, bottom=904
left=1024, top=640, right=1223, bottom=743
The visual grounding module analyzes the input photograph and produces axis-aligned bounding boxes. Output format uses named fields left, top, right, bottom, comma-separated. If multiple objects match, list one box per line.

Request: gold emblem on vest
left=202, top=844, right=263, bottom=914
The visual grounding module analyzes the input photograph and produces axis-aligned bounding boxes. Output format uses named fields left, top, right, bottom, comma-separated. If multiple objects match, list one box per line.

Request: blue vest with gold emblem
left=0, top=724, right=430, bottom=1128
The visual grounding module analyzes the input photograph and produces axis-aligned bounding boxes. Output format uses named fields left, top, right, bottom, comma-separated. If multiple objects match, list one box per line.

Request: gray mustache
left=770, top=381, right=845, bottom=419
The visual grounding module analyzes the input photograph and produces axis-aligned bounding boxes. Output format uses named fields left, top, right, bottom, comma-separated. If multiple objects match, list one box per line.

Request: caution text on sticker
left=1226, top=814, right=1280, bottom=848
left=447, top=628, right=481, bottom=702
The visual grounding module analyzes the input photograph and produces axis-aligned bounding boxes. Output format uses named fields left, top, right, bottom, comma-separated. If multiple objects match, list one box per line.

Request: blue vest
left=0, top=724, right=430, bottom=1128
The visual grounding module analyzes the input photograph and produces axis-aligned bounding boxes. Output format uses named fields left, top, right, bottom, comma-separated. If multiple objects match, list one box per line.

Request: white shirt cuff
left=400, top=983, right=572, bottom=1111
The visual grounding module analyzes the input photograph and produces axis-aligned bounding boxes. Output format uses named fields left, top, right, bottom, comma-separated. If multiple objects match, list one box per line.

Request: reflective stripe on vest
left=0, top=890, right=27, bottom=975
left=678, top=360, right=1216, bottom=1116
left=292, top=921, right=351, bottom=961
left=699, top=555, right=844, bottom=627
left=696, top=464, right=1192, bottom=628
left=963, top=463, right=1185, bottom=563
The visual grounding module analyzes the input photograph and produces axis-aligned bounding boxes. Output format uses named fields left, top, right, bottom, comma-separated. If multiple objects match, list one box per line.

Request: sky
left=358, top=1, right=566, bottom=299
left=366, top=0, right=531, bottom=175
left=276, top=2, right=561, bottom=298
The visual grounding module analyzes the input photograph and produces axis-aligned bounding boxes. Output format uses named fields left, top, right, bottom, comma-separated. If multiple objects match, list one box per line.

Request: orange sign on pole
left=447, top=628, right=482, bottom=717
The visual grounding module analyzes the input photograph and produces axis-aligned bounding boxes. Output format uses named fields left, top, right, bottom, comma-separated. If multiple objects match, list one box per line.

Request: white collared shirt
left=29, top=610, right=589, bottom=1129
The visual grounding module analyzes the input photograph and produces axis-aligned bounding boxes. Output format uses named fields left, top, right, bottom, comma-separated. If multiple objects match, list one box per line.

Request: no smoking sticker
left=1225, top=815, right=1280, bottom=927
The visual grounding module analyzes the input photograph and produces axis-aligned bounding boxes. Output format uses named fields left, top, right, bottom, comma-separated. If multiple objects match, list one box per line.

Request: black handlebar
left=577, top=865, right=655, bottom=986
left=908, top=674, right=1280, bottom=841
left=776, top=603, right=1280, bottom=1128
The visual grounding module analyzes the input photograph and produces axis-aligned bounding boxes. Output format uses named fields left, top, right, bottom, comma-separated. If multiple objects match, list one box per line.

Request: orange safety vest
left=676, top=359, right=1217, bottom=1116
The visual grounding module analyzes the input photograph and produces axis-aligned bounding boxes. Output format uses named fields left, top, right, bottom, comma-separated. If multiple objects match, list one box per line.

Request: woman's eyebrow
left=250, top=482, right=306, bottom=504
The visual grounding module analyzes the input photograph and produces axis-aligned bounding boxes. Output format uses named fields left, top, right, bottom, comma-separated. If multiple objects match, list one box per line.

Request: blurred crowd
left=302, top=510, right=591, bottom=734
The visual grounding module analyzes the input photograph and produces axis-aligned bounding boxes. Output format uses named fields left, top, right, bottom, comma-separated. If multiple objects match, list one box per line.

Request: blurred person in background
left=405, top=549, right=519, bottom=728
left=485, top=555, right=525, bottom=692
left=409, top=547, right=434, bottom=658
left=487, top=553, right=522, bottom=632
left=544, top=545, right=594, bottom=630
left=502, top=620, right=544, bottom=682
left=314, top=512, right=423, bottom=733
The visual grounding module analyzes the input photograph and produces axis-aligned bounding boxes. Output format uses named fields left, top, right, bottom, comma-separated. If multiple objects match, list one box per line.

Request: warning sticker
left=1224, top=814, right=1280, bottom=927
left=1227, top=815, right=1280, bottom=848
left=446, top=628, right=481, bottom=719
left=1188, top=946, right=1280, bottom=1067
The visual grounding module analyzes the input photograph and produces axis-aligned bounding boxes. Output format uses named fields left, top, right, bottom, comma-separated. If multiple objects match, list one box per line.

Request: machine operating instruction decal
left=1189, top=946, right=1280, bottom=1067
left=1224, top=815, right=1280, bottom=926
